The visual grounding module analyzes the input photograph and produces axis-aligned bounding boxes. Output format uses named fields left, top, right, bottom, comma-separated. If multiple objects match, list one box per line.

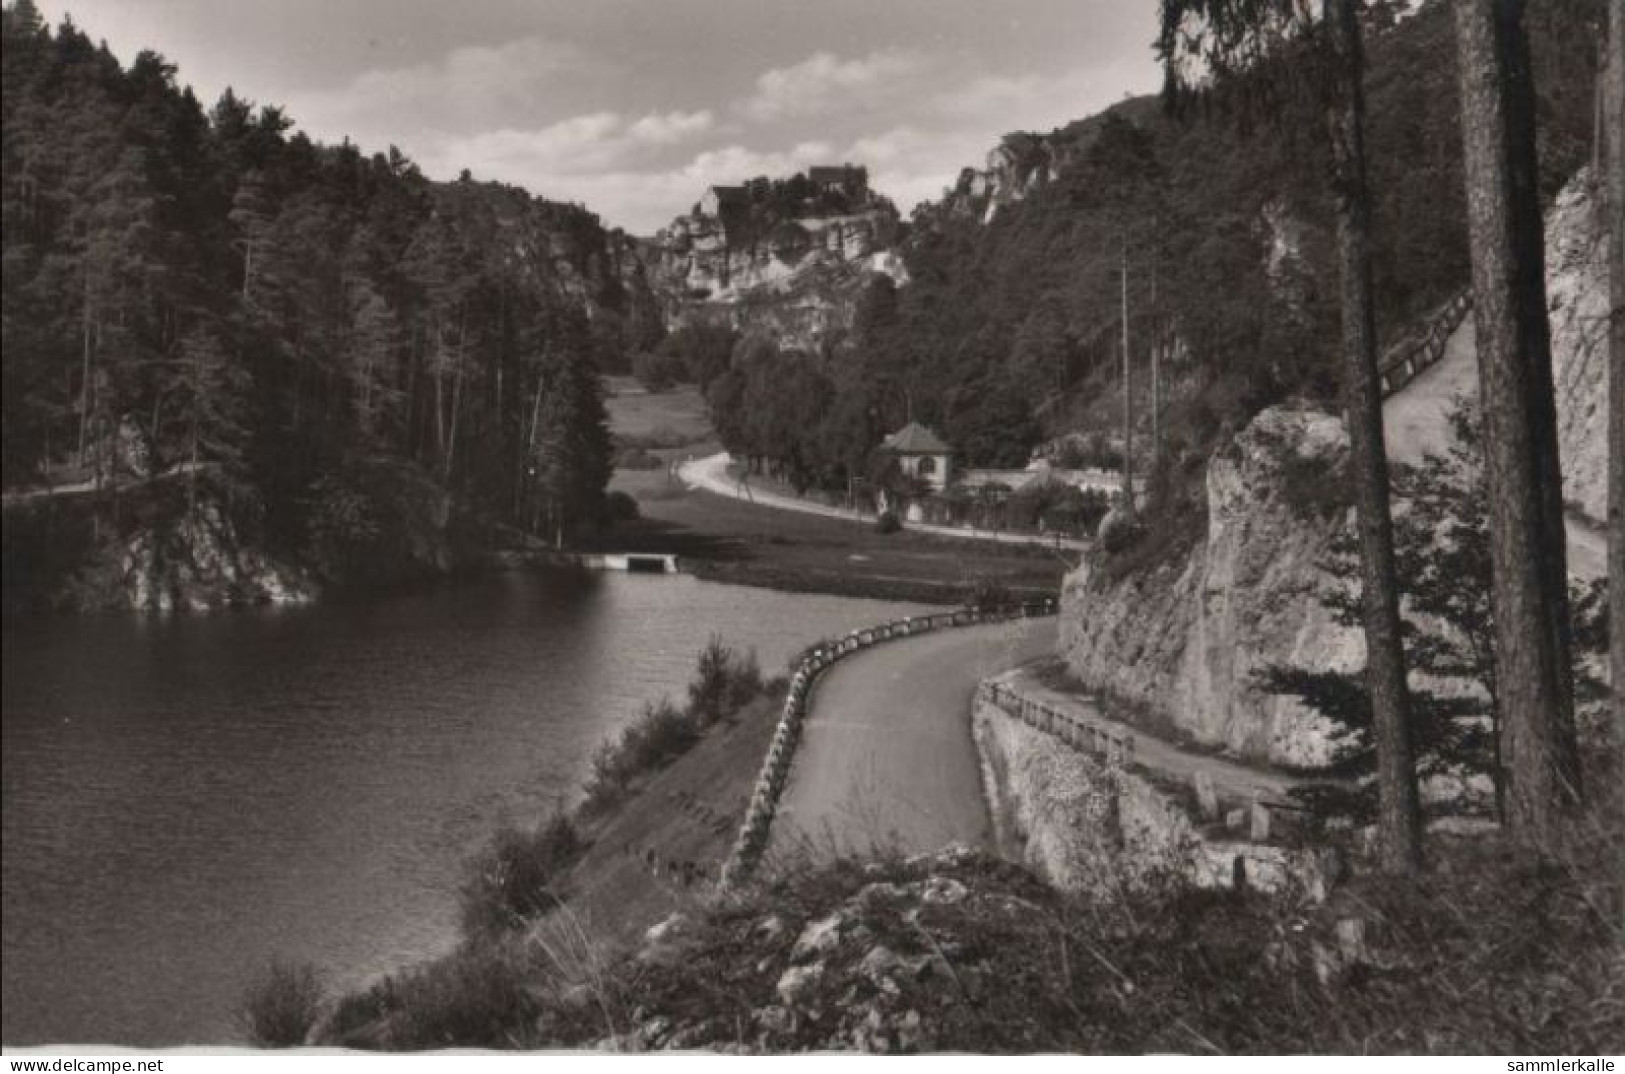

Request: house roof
left=882, top=422, right=950, bottom=454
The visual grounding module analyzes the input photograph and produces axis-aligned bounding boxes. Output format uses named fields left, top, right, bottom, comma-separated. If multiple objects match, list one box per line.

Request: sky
left=35, top=0, right=1163, bottom=234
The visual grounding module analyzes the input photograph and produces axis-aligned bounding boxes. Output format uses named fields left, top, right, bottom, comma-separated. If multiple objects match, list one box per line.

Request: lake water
left=1, top=570, right=928, bottom=1046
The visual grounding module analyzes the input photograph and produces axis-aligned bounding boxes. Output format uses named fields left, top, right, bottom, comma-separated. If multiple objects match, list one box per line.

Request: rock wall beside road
left=972, top=681, right=1339, bottom=897
left=1057, top=172, right=1610, bottom=769
left=1060, top=406, right=1357, bottom=768
left=1546, top=171, right=1611, bottom=525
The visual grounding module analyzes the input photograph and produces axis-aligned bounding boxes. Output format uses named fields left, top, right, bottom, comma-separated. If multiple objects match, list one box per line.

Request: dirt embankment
left=557, top=691, right=782, bottom=948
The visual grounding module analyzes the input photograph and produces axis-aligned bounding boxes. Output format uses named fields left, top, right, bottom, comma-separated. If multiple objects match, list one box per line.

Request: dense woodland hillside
left=700, top=0, right=1602, bottom=493
left=0, top=0, right=1605, bottom=603
left=0, top=0, right=662, bottom=600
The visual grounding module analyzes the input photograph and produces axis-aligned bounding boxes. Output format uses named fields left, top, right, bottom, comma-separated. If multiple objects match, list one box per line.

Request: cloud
left=415, top=109, right=717, bottom=182
left=284, top=38, right=1160, bottom=235
left=422, top=140, right=847, bottom=233
left=627, top=110, right=716, bottom=146
left=739, top=49, right=934, bottom=123
left=283, top=36, right=603, bottom=147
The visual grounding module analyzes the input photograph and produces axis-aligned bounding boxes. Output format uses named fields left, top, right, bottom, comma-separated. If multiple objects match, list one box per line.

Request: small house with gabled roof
left=880, top=421, right=952, bottom=491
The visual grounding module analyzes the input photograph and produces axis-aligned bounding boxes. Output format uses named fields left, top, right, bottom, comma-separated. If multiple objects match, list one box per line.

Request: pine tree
left=1159, top=0, right=1423, bottom=873
left=1450, top=0, right=1582, bottom=840
left=1603, top=0, right=1624, bottom=781
left=171, top=322, right=249, bottom=518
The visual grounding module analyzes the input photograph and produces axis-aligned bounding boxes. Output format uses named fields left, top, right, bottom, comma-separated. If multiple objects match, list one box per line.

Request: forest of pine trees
left=692, top=1, right=1600, bottom=502
left=0, top=0, right=661, bottom=584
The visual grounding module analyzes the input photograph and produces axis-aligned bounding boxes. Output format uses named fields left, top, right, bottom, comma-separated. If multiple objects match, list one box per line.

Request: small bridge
left=577, top=553, right=680, bottom=574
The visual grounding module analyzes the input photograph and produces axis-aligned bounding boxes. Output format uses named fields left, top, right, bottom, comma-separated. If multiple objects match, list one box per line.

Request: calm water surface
left=1, top=570, right=927, bottom=1046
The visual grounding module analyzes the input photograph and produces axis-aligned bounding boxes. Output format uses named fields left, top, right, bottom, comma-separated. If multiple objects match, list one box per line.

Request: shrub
left=459, top=812, right=584, bottom=941
left=237, top=960, right=325, bottom=1047
left=1097, top=507, right=1145, bottom=555
left=581, top=699, right=700, bottom=814
left=687, top=635, right=763, bottom=728
left=874, top=510, right=901, bottom=534
left=601, top=490, right=640, bottom=523
left=325, top=944, right=543, bottom=1050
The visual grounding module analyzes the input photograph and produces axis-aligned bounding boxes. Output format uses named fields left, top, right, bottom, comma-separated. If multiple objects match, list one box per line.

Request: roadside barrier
left=976, top=679, right=1138, bottom=770
left=719, top=597, right=1058, bottom=888
left=1375, top=290, right=1472, bottom=398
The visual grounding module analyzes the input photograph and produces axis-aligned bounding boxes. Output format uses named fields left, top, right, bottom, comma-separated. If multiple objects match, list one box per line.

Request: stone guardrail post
left=722, top=601, right=1058, bottom=888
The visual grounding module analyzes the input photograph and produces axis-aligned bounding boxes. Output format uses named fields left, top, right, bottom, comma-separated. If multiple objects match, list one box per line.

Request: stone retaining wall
left=974, top=675, right=1342, bottom=899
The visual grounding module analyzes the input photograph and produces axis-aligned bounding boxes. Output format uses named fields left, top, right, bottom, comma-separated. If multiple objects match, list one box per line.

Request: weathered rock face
left=109, top=497, right=314, bottom=612
left=930, top=97, right=1161, bottom=226
left=974, top=688, right=1198, bottom=893
left=1060, top=406, right=1357, bottom=768
left=51, top=482, right=315, bottom=613
left=1545, top=170, right=1610, bottom=525
left=644, top=193, right=906, bottom=351
left=941, top=130, right=1072, bottom=224
left=972, top=687, right=1338, bottom=896
left=1057, top=173, right=1611, bottom=770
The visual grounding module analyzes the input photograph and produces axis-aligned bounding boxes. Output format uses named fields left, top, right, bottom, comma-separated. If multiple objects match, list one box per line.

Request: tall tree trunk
left=78, top=270, right=94, bottom=468
left=432, top=323, right=447, bottom=462
left=1605, top=0, right=1624, bottom=780
left=520, top=372, right=546, bottom=528
left=1452, top=0, right=1581, bottom=840
left=1150, top=263, right=1162, bottom=475
left=1327, top=0, right=1422, bottom=873
left=1120, top=241, right=1134, bottom=511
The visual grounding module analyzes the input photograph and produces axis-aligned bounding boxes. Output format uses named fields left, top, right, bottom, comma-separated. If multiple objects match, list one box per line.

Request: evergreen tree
left=1160, top=0, right=1422, bottom=871
left=1450, top=0, right=1582, bottom=839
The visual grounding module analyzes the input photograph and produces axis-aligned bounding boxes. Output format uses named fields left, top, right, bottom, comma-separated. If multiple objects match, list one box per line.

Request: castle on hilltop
left=696, top=164, right=870, bottom=221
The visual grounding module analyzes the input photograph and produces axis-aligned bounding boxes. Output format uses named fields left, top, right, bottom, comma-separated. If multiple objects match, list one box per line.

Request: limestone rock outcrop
left=1061, top=406, right=1357, bottom=768
left=1057, top=172, right=1610, bottom=771
left=1545, top=170, right=1611, bottom=525
left=643, top=171, right=906, bottom=351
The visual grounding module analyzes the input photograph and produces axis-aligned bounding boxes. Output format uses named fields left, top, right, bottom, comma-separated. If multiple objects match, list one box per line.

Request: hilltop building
left=808, top=164, right=869, bottom=199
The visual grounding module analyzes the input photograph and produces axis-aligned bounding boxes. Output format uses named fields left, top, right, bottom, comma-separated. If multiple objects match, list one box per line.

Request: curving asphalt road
left=1383, top=316, right=1604, bottom=582
left=677, top=451, right=1089, bottom=551
left=767, top=617, right=1058, bottom=862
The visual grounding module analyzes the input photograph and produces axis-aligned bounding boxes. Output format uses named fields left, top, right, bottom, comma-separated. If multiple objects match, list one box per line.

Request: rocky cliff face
left=1546, top=170, right=1610, bottom=525
left=1057, top=171, right=1610, bottom=769
left=1061, top=406, right=1357, bottom=768
left=933, top=97, right=1161, bottom=225
left=940, top=131, right=1070, bottom=224
left=644, top=186, right=906, bottom=351
left=2, top=473, right=315, bottom=614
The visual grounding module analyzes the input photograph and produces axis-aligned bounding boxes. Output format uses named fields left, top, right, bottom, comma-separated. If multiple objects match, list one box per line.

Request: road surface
left=677, top=451, right=1088, bottom=551
left=768, top=617, right=1057, bottom=861
left=1004, top=669, right=1302, bottom=807
left=1382, top=318, right=1604, bottom=582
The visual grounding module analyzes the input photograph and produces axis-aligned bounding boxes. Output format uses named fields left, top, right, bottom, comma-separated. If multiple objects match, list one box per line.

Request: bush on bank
left=459, top=812, right=585, bottom=943
left=582, top=637, right=769, bottom=816
left=236, top=960, right=326, bottom=1047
